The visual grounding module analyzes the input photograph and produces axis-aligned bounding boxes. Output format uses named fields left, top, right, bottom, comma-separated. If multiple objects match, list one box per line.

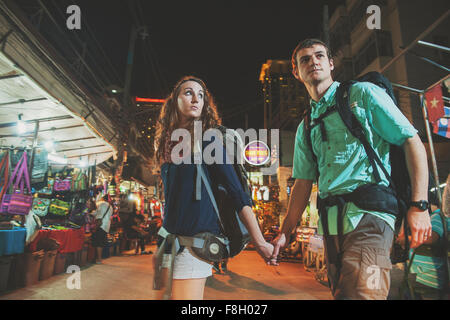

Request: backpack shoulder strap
left=302, top=107, right=320, bottom=180
left=335, top=82, right=394, bottom=186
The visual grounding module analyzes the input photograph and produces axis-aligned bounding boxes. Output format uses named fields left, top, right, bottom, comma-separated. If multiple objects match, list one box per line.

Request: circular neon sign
left=243, top=141, right=270, bottom=166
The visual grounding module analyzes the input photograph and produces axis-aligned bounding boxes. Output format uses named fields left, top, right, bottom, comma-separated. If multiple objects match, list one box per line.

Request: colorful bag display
left=0, top=194, right=11, bottom=213
left=0, top=150, right=10, bottom=202
left=69, top=200, right=88, bottom=226
left=71, top=172, right=88, bottom=191
left=1, top=151, right=33, bottom=215
left=53, top=176, right=72, bottom=191
left=49, top=199, right=71, bottom=216
left=31, top=198, right=51, bottom=217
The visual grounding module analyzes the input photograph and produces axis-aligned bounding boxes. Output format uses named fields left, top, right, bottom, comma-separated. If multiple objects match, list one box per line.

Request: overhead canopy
left=0, top=51, right=116, bottom=166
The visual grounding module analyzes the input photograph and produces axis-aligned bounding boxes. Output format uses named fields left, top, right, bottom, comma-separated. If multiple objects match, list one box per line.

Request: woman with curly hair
left=153, top=76, right=273, bottom=300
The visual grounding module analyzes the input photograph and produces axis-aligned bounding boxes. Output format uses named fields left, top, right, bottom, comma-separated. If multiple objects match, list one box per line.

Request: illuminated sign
left=135, top=97, right=165, bottom=103
left=244, top=141, right=270, bottom=166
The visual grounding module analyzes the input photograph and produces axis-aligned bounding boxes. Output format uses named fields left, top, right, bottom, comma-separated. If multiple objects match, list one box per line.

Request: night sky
left=33, top=0, right=346, bottom=129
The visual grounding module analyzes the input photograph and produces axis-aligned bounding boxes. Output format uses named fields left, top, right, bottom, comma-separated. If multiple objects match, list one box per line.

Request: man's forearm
left=281, top=179, right=313, bottom=236
left=403, top=134, right=429, bottom=201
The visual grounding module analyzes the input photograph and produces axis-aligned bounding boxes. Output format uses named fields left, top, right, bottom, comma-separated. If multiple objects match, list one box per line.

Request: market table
left=0, top=227, right=26, bottom=256
left=28, top=228, right=84, bottom=253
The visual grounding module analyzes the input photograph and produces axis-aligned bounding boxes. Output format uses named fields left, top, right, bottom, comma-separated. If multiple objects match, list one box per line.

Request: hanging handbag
left=71, top=171, right=88, bottom=191
left=1, top=151, right=33, bottom=215
left=30, top=148, right=48, bottom=184
left=54, top=176, right=72, bottom=191
left=31, top=197, right=51, bottom=217
left=0, top=150, right=10, bottom=204
left=49, top=198, right=71, bottom=216
left=36, top=167, right=54, bottom=196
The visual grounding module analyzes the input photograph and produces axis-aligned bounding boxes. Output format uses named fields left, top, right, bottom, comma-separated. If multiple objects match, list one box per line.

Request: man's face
left=292, top=44, right=334, bottom=85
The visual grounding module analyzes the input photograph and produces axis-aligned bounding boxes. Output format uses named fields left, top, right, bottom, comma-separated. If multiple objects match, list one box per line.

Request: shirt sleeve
left=360, top=83, right=417, bottom=146
left=431, top=212, right=445, bottom=238
left=292, top=121, right=317, bottom=180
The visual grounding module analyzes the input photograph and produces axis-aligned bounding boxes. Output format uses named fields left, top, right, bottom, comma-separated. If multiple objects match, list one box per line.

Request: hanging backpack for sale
left=69, top=196, right=88, bottom=226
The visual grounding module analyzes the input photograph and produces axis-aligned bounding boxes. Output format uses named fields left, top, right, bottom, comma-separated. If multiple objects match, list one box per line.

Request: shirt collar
left=309, top=81, right=340, bottom=109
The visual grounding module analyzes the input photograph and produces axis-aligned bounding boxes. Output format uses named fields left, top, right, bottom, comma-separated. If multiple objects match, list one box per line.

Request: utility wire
left=136, top=0, right=169, bottom=94
left=37, top=0, right=106, bottom=95
left=67, top=0, right=124, bottom=87
left=222, top=101, right=262, bottom=119
left=129, top=0, right=169, bottom=96
left=220, top=99, right=262, bottom=117
left=52, top=0, right=116, bottom=89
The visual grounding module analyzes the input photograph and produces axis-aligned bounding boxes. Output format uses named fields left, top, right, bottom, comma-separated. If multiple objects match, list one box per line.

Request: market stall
left=0, top=48, right=118, bottom=293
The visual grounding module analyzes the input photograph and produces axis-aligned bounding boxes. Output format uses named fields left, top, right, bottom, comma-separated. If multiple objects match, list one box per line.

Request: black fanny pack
left=156, top=228, right=228, bottom=263
left=319, top=183, right=401, bottom=217
left=191, top=232, right=228, bottom=263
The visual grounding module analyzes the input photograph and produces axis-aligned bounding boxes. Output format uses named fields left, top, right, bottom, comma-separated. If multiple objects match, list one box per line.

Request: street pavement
left=0, top=244, right=333, bottom=300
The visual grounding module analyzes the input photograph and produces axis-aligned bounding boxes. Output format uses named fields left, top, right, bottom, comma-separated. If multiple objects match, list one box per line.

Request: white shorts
left=162, top=247, right=212, bottom=279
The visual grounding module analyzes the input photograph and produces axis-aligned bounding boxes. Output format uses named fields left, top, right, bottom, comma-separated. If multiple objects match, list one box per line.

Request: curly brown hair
left=154, top=76, right=221, bottom=164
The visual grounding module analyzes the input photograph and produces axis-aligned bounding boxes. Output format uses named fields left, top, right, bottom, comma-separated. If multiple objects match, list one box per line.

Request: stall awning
left=0, top=51, right=116, bottom=166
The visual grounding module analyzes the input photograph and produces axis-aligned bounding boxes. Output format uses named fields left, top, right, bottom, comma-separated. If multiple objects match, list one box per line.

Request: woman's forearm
left=239, top=205, right=266, bottom=246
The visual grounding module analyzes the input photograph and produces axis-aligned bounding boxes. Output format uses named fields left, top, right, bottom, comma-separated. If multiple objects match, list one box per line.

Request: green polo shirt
left=293, top=81, right=418, bottom=235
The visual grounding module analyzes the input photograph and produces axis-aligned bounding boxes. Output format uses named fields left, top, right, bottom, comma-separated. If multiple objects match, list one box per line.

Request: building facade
left=329, top=0, right=449, bottom=182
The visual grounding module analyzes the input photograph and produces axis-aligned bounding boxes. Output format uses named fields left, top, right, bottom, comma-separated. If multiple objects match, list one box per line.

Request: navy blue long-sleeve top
left=160, top=140, right=252, bottom=237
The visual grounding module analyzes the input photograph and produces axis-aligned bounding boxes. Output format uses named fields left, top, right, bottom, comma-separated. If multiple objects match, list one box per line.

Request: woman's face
left=176, top=80, right=205, bottom=124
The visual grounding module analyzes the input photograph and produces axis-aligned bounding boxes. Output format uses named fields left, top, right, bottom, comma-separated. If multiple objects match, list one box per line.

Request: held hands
left=267, top=233, right=287, bottom=266
left=255, top=241, right=275, bottom=264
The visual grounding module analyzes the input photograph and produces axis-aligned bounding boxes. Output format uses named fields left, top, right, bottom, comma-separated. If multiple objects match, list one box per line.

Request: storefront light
left=17, top=114, right=26, bottom=134
left=79, top=159, right=88, bottom=167
left=44, top=140, right=55, bottom=152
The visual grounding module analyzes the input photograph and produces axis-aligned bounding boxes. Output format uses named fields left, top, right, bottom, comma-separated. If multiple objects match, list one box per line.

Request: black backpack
left=304, top=72, right=415, bottom=263
left=200, top=125, right=253, bottom=258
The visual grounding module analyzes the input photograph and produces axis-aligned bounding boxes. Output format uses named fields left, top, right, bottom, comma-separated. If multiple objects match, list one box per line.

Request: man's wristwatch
left=409, top=200, right=429, bottom=211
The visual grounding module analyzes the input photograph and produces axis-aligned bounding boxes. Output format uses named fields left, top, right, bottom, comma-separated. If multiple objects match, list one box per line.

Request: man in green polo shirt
left=269, top=39, right=432, bottom=300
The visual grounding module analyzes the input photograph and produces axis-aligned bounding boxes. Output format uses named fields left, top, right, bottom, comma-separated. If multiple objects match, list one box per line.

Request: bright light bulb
left=17, top=120, right=26, bottom=134
left=44, top=140, right=54, bottom=151
left=80, top=159, right=88, bottom=167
